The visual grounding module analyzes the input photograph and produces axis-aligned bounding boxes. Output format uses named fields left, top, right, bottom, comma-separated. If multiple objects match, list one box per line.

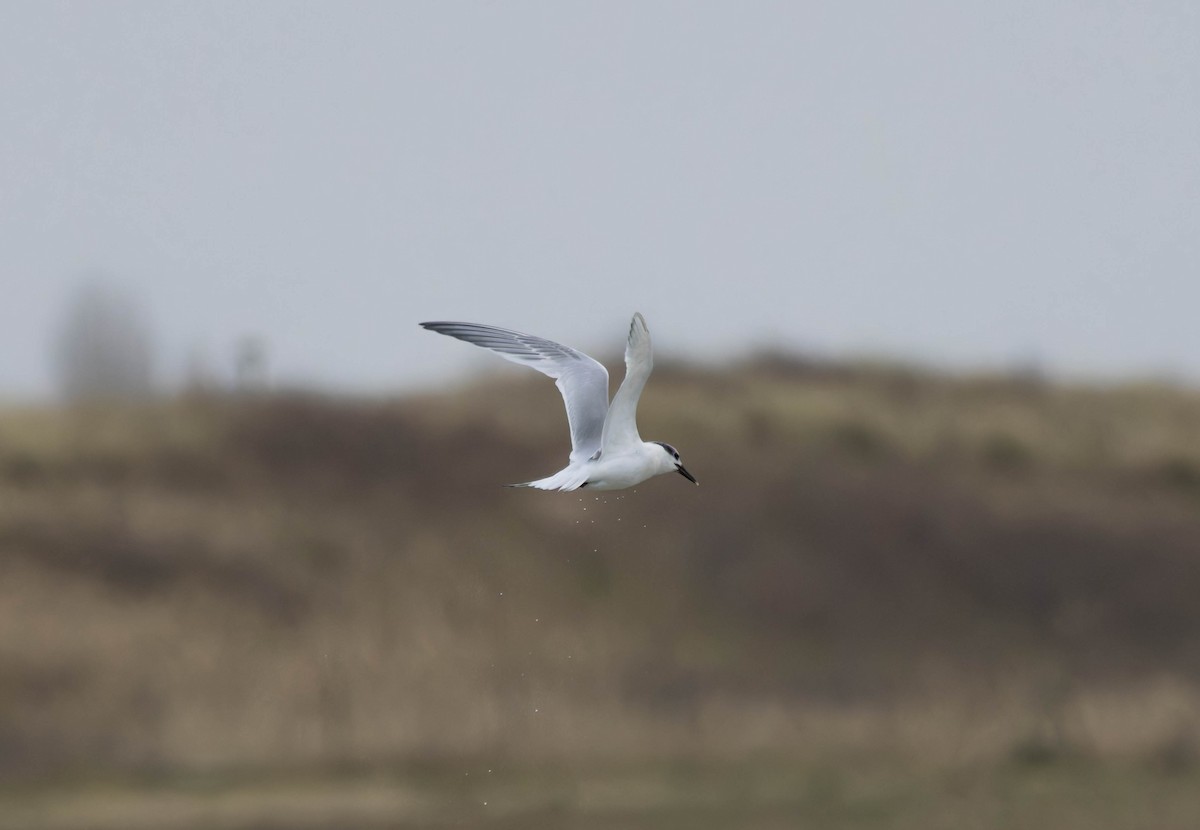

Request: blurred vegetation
left=2, top=355, right=1200, bottom=828
left=52, top=279, right=156, bottom=404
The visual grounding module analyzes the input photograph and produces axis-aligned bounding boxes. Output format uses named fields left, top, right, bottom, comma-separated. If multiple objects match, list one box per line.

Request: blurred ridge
left=1, top=354, right=1200, bottom=808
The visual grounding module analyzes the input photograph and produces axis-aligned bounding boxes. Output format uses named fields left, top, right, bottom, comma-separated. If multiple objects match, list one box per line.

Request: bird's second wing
left=599, top=312, right=653, bottom=454
left=420, top=321, right=610, bottom=464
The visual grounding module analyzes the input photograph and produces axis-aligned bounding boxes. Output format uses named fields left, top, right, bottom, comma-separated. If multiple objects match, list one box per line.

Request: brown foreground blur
left=2, top=356, right=1200, bottom=828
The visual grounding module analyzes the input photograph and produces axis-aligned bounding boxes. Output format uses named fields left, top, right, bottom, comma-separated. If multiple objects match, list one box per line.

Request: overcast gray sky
left=2, top=1, right=1197, bottom=400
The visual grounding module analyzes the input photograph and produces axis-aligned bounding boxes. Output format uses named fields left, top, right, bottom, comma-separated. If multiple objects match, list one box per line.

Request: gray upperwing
left=599, top=313, right=653, bottom=454
left=420, top=321, right=610, bottom=463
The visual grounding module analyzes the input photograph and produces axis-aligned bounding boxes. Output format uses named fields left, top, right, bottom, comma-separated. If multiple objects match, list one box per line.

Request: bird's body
left=517, top=441, right=680, bottom=491
left=420, top=313, right=697, bottom=492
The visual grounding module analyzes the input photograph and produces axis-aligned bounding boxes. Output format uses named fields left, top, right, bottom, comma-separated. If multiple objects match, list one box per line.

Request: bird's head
left=651, top=441, right=698, bottom=485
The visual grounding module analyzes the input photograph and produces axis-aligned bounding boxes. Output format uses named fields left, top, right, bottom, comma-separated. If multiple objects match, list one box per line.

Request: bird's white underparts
left=420, top=313, right=698, bottom=492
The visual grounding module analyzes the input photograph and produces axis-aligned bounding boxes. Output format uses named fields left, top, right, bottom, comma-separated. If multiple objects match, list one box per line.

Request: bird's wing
left=420, top=321, right=610, bottom=464
left=599, top=313, right=653, bottom=454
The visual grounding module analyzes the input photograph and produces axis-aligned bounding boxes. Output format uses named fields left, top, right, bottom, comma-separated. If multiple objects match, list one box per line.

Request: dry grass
left=1, top=358, right=1200, bottom=825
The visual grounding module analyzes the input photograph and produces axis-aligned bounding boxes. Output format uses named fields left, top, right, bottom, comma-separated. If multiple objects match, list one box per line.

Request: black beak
left=676, top=464, right=698, bottom=485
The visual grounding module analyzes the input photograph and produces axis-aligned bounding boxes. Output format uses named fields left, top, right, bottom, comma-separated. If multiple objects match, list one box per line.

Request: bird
left=419, top=313, right=698, bottom=491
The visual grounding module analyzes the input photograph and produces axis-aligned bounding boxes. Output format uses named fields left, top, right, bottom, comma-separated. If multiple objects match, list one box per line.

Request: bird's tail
left=505, top=466, right=589, bottom=492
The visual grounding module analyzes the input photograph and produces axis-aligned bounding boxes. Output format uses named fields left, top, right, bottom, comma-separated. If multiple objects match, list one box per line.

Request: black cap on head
left=651, top=441, right=680, bottom=460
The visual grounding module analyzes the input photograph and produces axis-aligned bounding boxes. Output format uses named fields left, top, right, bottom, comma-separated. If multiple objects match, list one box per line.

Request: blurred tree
left=53, top=278, right=155, bottom=403
left=234, top=335, right=268, bottom=393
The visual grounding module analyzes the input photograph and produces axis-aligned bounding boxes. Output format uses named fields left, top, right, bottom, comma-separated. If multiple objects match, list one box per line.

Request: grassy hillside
left=2, top=357, right=1199, bottom=827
